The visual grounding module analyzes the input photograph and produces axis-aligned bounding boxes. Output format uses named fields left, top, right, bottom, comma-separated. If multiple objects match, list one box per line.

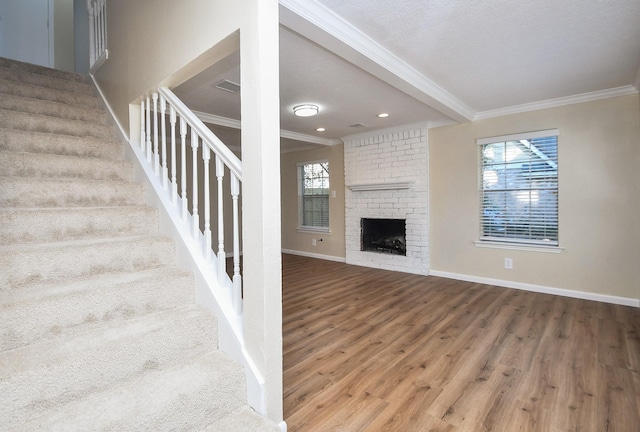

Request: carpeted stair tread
left=0, top=92, right=109, bottom=124
left=0, top=108, right=112, bottom=140
left=14, top=351, right=260, bottom=432
left=0, top=150, right=133, bottom=181
left=1, top=266, right=194, bottom=351
left=0, top=78, right=98, bottom=108
left=0, top=57, right=88, bottom=83
left=0, top=128, right=123, bottom=160
left=0, top=177, right=144, bottom=208
left=203, top=405, right=282, bottom=432
left=0, top=66, right=92, bottom=95
left=0, top=235, right=176, bottom=289
left=0, top=305, right=219, bottom=429
left=0, top=206, right=158, bottom=245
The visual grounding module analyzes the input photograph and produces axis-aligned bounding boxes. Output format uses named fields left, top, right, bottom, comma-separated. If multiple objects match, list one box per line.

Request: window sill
left=297, top=226, right=331, bottom=234
left=474, top=240, right=563, bottom=254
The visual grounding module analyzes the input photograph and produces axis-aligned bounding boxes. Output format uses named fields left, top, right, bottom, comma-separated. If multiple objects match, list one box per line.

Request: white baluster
left=152, top=92, right=159, bottom=176
left=139, top=100, right=145, bottom=151
left=179, top=118, right=188, bottom=221
left=160, top=94, right=168, bottom=189
left=191, top=129, right=199, bottom=240
left=145, top=96, right=151, bottom=163
left=169, top=105, right=177, bottom=205
left=216, top=155, right=226, bottom=287
left=203, top=146, right=212, bottom=261
left=87, top=1, right=95, bottom=66
left=231, top=173, right=242, bottom=314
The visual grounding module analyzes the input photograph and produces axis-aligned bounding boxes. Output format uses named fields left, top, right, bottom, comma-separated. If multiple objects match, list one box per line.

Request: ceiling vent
left=213, top=79, right=240, bottom=94
left=349, top=123, right=366, bottom=128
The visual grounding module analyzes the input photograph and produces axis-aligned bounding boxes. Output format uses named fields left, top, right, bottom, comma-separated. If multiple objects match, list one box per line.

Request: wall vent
left=213, top=79, right=240, bottom=94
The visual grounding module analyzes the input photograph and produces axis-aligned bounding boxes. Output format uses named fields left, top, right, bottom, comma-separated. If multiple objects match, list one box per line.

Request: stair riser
left=2, top=269, right=194, bottom=351
left=0, top=93, right=109, bottom=125
left=0, top=307, right=218, bottom=429
left=0, top=207, right=159, bottom=246
left=0, top=79, right=97, bottom=108
left=0, top=129, right=123, bottom=160
left=0, top=57, right=87, bottom=83
left=0, top=237, right=177, bottom=289
left=0, top=151, right=134, bottom=181
left=0, top=178, right=144, bottom=208
left=0, top=109, right=112, bottom=140
left=0, top=67, right=92, bottom=95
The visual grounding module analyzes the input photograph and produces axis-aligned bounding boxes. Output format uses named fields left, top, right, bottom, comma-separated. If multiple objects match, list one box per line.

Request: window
left=478, top=129, right=559, bottom=247
left=298, top=161, right=329, bottom=231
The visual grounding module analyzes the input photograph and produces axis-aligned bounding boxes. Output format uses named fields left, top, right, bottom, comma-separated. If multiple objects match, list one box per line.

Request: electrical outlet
left=312, top=239, right=317, bottom=246
left=504, top=258, right=513, bottom=269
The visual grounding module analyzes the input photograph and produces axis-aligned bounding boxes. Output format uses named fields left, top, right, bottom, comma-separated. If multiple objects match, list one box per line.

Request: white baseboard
left=429, top=270, right=639, bottom=308
left=282, top=249, right=346, bottom=263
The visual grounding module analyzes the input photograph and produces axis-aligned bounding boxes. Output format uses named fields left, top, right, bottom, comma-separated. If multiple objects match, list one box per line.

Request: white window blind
left=478, top=129, right=559, bottom=246
left=298, top=161, right=329, bottom=229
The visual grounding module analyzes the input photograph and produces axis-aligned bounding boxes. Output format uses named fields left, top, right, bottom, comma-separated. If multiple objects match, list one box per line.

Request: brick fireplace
left=344, top=124, right=429, bottom=275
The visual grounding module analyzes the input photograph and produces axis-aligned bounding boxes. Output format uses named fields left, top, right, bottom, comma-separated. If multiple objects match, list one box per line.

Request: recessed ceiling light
left=316, top=127, right=326, bottom=132
left=377, top=113, right=389, bottom=118
left=293, top=104, right=319, bottom=117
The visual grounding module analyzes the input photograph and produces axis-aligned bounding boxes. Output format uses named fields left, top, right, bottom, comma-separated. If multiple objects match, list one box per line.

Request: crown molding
left=279, top=0, right=475, bottom=123
left=194, top=111, right=342, bottom=146
left=474, top=85, right=639, bottom=121
left=280, top=130, right=342, bottom=146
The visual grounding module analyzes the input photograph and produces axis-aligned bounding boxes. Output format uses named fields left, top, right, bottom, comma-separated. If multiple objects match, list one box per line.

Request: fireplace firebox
left=361, top=218, right=406, bottom=255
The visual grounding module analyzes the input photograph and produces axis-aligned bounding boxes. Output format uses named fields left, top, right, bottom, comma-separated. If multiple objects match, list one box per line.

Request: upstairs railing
left=139, top=87, right=243, bottom=316
left=87, top=0, right=108, bottom=71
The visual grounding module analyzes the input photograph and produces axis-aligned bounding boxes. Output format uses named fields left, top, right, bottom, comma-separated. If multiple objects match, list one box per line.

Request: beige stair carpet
left=0, top=57, right=279, bottom=432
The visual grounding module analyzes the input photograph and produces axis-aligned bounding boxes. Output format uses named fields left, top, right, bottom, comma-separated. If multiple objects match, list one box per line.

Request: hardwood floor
left=282, top=253, right=640, bottom=432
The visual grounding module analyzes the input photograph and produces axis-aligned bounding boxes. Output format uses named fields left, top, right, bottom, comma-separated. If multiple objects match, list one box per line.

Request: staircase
left=0, top=57, right=279, bottom=431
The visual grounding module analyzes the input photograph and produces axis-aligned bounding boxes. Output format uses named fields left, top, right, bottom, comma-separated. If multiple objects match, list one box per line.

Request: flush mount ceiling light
left=316, top=127, right=326, bottom=132
left=377, top=113, right=390, bottom=118
left=293, top=104, right=319, bottom=117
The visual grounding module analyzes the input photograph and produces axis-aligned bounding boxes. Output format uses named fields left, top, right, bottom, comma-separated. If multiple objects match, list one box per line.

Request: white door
left=0, top=0, right=52, bottom=67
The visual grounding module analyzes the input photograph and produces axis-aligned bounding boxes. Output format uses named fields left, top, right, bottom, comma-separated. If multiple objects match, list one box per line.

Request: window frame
left=476, top=129, right=560, bottom=251
left=297, top=160, right=330, bottom=234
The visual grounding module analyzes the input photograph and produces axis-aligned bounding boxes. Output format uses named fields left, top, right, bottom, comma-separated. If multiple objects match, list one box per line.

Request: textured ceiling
left=175, top=0, right=640, bottom=149
left=313, top=0, right=640, bottom=112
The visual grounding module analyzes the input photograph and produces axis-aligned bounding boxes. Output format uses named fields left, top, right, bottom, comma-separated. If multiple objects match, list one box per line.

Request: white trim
left=476, top=128, right=559, bottom=145
left=474, top=86, right=639, bottom=120
left=429, top=270, right=640, bottom=308
left=194, top=110, right=342, bottom=146
left=296, top=226, right=331, bottom=234
left=48, top=0, right=55, bottom=68
left=474, top=240, right=563, bottom=253
left=279, top=0, right=474, bottom=123
left=282, top=248, right=346, bottom=263
left=89, top=49, right=108, bottom=74
left=347, top=182, right=413, bottom=191
left=281, top=129, right=342, bottom=146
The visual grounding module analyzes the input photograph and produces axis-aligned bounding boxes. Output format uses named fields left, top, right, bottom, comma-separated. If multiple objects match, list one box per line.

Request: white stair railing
left=139, top=87, right=243, bottom=316
left=87, top=0, right=108, bottom=72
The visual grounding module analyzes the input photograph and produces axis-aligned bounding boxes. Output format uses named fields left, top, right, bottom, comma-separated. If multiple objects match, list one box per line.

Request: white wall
left=429, top=95, right=640, bottom=304
left=93, top=0, right=283, bottom=423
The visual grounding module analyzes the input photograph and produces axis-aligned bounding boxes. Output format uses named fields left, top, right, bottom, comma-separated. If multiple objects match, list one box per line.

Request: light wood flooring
left=282, top=253, right=640, bottom=431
